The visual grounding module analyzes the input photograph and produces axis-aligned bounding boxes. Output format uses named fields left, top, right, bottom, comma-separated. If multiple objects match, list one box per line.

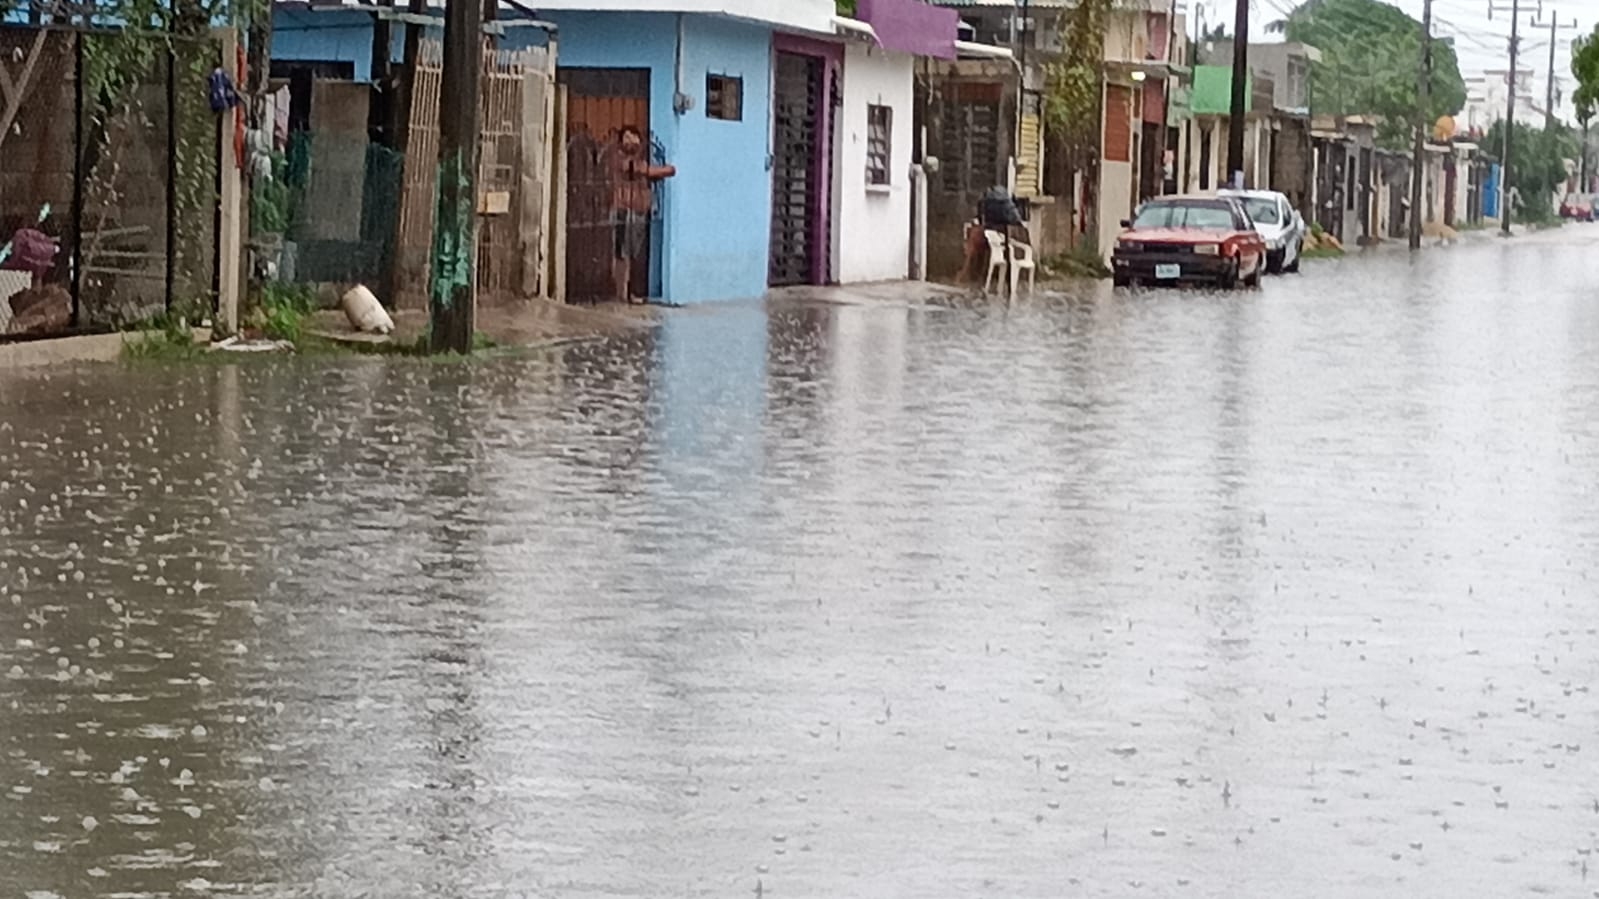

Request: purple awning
left=857, top=0, right=958, bottom=60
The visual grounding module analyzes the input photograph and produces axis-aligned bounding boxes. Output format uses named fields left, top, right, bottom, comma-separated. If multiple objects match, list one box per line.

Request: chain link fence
left=252, top=130, right=402, bottom=289
left=1, top=13, right=221, bottom=341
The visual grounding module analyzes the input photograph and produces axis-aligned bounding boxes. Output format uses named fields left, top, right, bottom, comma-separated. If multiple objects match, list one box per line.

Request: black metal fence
left=0, top=16, right=220, bottom=341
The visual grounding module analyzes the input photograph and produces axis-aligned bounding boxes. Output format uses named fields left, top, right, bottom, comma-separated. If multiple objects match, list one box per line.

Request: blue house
left=271, top=0, right=852, bottom=305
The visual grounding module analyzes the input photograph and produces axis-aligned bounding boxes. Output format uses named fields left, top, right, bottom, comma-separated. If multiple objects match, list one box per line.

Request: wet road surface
left=5, top=228, right=1599, bottom=897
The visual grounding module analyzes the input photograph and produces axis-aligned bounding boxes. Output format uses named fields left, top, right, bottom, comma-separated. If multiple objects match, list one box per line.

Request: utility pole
left=1490, top=0, right=1527, bottom=235
left=1409, top=0, right=1432, bottom=250
left=430, top=0, right=484, bottom=353
left=1533, top=11, right=1578, bottom=127
left=1227, top=0, right=1249, bottom=186
left=1546, top=15, right=1559, bottom=126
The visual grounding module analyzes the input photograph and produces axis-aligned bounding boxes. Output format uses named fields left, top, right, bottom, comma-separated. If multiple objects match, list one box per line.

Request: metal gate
left=769, top=52, right=821, bottom=287
left=559, top=68, right=651, bottom=304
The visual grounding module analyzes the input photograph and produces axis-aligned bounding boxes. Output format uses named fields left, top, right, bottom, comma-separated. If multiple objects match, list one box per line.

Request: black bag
left=979, top=187, right=1023, bottom=228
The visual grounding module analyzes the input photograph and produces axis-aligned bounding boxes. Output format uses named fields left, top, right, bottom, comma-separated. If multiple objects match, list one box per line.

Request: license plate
left=1154, top=264, right=1181, bottom=280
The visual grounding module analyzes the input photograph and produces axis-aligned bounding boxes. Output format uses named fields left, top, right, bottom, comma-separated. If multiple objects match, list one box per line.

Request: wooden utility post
left=1534, top=12, right=1578, bottom=129
left=1226, top=0, right=1249, bottom=186
left=430, top=0, right=484, bottom=353
left=1490, top=0, right=1525, bottom=235
left=1409, top=0, right=1432, bottom=250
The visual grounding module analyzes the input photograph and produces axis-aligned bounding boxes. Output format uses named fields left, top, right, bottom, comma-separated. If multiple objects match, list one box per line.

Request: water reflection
left=5, top=232, right=1599, bottom=896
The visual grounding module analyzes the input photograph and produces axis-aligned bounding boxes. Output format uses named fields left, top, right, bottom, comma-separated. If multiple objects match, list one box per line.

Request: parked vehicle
left=1219, top=188, right=1306, bottom=273
left=1559, top=193, right=1595, bottom=222
left=1111, top=196, right=1268, bottom=289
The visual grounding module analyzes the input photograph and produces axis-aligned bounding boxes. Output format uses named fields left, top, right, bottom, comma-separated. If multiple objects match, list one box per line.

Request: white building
left=835, top=42, right=921, bottom=283
left=1459, top=70, right=1541, bottom=136
left=832, top=0, right=975, bottom=284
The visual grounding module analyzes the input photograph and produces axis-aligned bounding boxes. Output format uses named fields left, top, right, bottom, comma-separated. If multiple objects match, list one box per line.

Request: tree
left=1572, top=25, right=1599, bottom=125
left=1282, top=0, right=1466, bottom=149
left=1042, top=0, right=1112, bottom=249
left=1485, top=120, right=1577, bottom=219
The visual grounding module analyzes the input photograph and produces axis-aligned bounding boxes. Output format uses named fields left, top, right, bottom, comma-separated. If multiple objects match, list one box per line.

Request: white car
left=1218, top=189, right=1306, bottom=274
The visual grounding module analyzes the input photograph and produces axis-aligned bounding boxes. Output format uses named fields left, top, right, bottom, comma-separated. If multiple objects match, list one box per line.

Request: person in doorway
left=610, top=126, right=677, bottom=304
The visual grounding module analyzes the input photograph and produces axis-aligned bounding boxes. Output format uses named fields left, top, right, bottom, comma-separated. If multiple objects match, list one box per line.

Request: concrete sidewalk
left=309, top=297, right=657, bottom=349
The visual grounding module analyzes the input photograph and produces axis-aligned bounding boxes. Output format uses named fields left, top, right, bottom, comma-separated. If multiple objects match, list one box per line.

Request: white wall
left=837, top=44, right=915, bottom=284
left=1099, top=160, right=1135, bottom=260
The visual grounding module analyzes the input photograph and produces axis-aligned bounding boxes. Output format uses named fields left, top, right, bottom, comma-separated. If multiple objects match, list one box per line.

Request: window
left=867, top=104, right=893, bottom=186
left=706, top=74, right=742, bottom=121
left=1132, top=201, right=1238, bottom=230
left=1241, top=197, right=1280, bottom=224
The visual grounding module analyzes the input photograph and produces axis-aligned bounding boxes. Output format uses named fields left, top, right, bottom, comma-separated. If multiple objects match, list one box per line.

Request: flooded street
left=6, top=229, right=1599, bottom=897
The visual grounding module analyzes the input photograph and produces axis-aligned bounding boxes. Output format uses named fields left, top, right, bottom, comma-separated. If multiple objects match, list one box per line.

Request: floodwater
left=5, top=228, right=1599, bottom=897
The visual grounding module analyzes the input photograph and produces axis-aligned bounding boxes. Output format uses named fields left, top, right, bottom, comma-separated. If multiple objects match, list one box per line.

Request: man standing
left=610, top=126, right=676, bottom=304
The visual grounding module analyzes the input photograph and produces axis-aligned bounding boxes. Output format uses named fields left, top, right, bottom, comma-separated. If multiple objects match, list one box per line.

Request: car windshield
left=1133, top=202, right=1236, bottom=230
left=1241, top=198, right=1280, bottom=224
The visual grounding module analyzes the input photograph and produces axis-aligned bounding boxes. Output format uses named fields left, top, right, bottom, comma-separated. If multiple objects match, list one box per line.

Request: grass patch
left=121, top=301, right=209, bottom=361
left=249, top=282, right=318, bottom=343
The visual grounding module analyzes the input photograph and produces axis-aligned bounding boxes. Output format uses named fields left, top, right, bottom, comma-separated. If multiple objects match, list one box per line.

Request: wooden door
left=559, top=68, right=650, bottom=304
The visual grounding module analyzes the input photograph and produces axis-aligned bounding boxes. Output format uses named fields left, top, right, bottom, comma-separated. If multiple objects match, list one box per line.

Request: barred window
left=867, top=104, right=892, bottom=186
left=706, top=74, right=742, bottom=121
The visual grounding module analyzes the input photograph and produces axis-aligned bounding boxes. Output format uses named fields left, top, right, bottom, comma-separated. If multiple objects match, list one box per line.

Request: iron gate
left=769, top=52, right=821, bottom=287
left=560, top=68, right=655, bottom=304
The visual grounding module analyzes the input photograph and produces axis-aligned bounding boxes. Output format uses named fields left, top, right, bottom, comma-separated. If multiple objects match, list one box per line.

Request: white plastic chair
left=1008, top=239, right=1037, bottom=295
left=982, top=230, right=1008, bottom=294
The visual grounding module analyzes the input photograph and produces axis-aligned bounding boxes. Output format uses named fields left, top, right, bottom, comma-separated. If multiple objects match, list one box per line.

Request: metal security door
left=559, top=68, right=650, bottom=304
left=770, top=52, right=821, bottom=287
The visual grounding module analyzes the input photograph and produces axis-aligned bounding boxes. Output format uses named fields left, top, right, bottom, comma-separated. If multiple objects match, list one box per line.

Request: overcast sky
left=1186, top=0, right=1599, bottom=120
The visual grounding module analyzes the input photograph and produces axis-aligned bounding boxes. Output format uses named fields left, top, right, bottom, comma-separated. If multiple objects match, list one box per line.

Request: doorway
left=770, top=51, right=824, bottom=287
left=559, top=67, right=652, bottom=304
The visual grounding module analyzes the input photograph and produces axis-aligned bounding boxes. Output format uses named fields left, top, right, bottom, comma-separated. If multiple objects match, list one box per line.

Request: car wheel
left=1217, top=260, right=1239, bottom=290
left=1266, top=249, right=1285, bottom=275
left=1284, top=242, right=1302, bottom=273
left=1112, top=273, right=1132, bottom=288
left=1243, top=258, right=1263, bottom=288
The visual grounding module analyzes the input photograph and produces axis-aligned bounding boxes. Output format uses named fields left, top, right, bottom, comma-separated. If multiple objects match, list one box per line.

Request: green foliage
left=1043, top=0, right=1112, bottom=151
left=1045, top=244, right=1112, bottom=279
left=121, top=300, right=208, bottom=360
left=250, top=152, right=295, bottom=235
left=835, top=0, right=856, bottom=15
left=1573, top=25, right=1599, bottom=125
left=1484, top=120, right=1578, bottom=222
left=1283, top=0, right=1466, bottom=148
left=249, top=282, right=316, bottom=342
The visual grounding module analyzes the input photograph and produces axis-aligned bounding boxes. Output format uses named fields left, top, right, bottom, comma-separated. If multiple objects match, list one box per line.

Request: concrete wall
left=837, top=44, right=914, bottom=283
left=1272, top=117, right=1313, bottom=214
left=1187, top=116, right=1269, bottom=190
left=1098, top=160, right=1134, bottom=259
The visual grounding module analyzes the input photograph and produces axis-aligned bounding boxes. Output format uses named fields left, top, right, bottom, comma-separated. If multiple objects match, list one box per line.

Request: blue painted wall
left=272, top=7, right=405, bottom=83
left=270, top=8, right=776, bottom=305
left=543, top=11, right=774, bottom=304
left=1484, top=163, right=1501, bottom=219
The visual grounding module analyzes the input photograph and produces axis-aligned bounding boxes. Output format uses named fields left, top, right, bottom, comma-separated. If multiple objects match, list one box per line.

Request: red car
left=1111, top=196, right=1269, bottom=289
left=1560, top=193, right=1595, bottom=222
